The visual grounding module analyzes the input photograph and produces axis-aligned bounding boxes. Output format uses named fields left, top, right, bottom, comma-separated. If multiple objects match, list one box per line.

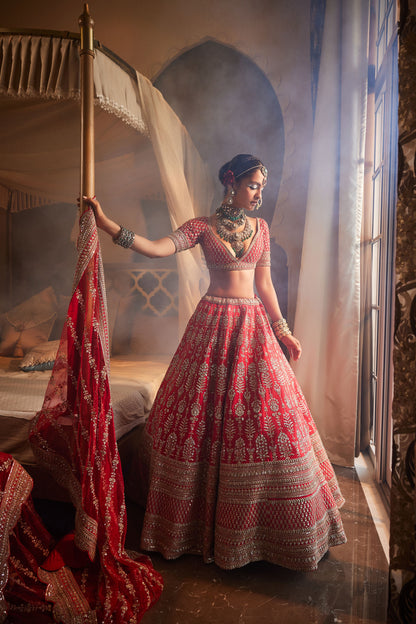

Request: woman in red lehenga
left=86, top=153, right=347, bottom=571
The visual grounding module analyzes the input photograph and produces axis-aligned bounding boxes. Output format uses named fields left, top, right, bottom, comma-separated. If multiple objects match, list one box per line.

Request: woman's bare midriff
left=206, top=268, right=256, bottom=299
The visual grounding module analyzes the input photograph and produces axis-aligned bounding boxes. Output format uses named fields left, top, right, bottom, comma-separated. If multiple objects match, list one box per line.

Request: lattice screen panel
left=105, top=264, right=178, bottom=317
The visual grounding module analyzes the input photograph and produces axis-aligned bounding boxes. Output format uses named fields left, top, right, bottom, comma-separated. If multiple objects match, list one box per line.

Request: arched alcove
left=154, top=39, right=284, bottom=227
left=154, top=39, right=288, bottom=316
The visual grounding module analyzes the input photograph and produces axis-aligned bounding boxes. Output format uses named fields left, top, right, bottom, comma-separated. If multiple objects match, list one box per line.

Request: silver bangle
left=113, top=226, right=135, bottom=249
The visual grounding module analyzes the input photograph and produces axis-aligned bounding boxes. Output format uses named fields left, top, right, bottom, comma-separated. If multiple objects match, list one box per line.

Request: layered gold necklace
left=215, top=203, right=253, bottom=258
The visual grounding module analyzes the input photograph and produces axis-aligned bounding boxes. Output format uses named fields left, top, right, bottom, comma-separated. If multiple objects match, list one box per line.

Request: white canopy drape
left=135, top=73, right=213, bottom=326
left=293, top=0, right=370, bottom=466
left=0, top=33, right=214, bottom=324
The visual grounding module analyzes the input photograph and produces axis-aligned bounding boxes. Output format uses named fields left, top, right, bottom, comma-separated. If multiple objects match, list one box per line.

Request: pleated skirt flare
left=140, top=295, right=347, bottom=571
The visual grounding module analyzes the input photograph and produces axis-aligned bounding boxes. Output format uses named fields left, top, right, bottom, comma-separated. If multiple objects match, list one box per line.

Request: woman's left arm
left=255, top=266, right=302, bottom=361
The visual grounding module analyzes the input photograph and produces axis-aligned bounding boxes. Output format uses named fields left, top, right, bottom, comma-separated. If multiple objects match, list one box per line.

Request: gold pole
left=78, top=4, right=95, bottom=215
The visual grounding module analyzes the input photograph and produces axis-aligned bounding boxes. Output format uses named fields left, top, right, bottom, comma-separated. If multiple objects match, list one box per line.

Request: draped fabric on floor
left=28, top=209, right=163, bottom=623
left=0, top=449, right=161, bottom=624
left=0, top=453, right=55, bottom=624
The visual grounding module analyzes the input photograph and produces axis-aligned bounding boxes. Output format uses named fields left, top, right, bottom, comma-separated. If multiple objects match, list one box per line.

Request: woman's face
left=232, top=169, right=266, bottom=212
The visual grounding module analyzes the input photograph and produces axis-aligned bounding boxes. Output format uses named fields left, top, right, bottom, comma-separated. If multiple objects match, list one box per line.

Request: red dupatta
left=29, top=209, right=162, bottom=623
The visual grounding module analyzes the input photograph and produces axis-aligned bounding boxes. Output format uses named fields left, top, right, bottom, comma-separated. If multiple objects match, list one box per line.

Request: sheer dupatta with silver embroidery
left=29, top=208, right=163, bottom=623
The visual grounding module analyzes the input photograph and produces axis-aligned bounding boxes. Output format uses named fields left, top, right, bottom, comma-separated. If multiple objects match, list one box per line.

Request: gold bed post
left=79, top=4, right=95, bottom=215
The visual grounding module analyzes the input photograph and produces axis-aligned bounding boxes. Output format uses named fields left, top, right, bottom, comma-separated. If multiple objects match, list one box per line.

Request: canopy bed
left=0, top=6, right=214, bottom=622
left=0, top=14, right=214, bottom=485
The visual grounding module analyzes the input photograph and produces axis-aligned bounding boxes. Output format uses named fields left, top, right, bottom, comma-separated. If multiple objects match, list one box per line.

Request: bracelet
left=113, top=225, right=135, bottom=249
left=271, top=318, right=292, bottom=340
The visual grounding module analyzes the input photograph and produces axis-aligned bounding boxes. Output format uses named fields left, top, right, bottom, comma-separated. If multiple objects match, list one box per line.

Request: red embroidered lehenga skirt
left=140, top=295, right=346, bottom=571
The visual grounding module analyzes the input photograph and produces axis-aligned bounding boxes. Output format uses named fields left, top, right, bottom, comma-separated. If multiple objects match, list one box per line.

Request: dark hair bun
left=218, top=154, right=267, bottom=186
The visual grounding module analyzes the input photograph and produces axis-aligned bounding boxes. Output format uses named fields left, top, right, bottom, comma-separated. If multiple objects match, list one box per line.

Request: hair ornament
left=222, top=169, right=236, bottom=187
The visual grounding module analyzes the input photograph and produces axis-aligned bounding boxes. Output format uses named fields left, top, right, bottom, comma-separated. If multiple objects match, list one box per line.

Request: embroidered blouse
left=167, top=216, right=271, bottom=271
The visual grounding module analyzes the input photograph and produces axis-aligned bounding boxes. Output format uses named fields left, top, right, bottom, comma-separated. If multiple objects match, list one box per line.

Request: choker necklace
left=216, top=203, right=245, bottom=223
left=215, top=204, right=253, bottom=258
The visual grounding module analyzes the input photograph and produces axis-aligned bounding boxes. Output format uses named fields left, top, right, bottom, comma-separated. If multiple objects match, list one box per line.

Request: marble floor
left=125, top=465, right=389, bottom=624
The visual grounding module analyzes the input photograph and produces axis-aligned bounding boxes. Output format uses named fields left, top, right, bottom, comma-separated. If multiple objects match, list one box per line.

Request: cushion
left=19, top=340, right=60, bottom=371
left=49, top=294, right=71, bottom=341
left=0, top=287, right=58, bottom=357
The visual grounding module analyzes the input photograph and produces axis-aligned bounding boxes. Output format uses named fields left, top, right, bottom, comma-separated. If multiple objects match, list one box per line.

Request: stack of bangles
left=271, top=318, right=292, bottom=340
left=113, top=225, right=135, bottom=248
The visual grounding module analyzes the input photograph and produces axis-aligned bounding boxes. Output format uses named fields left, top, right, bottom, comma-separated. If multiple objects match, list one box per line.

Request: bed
left=0, top=262, right=177, bottom=461
left=0, top=252, right=184, bottom=497
left=0, top=352, right=170, bottom=461
left=0, top=268, right=173, bottom=499
left=0, top=351, right=169, bottom=499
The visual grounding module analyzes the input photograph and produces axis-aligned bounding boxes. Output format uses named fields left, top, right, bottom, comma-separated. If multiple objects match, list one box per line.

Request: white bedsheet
left=0, top=354, right=169, bottom=462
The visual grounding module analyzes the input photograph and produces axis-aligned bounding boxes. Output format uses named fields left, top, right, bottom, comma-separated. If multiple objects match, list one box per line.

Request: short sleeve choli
left=168, top=216, right=271, bottom=271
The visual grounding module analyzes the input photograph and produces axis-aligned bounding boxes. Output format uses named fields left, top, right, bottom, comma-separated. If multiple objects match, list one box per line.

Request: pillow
left=19, top=340, right=60, bottom=371
left=0, top=287, right=58, bottom=357
left=49, top=294, right=71, bottom=341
